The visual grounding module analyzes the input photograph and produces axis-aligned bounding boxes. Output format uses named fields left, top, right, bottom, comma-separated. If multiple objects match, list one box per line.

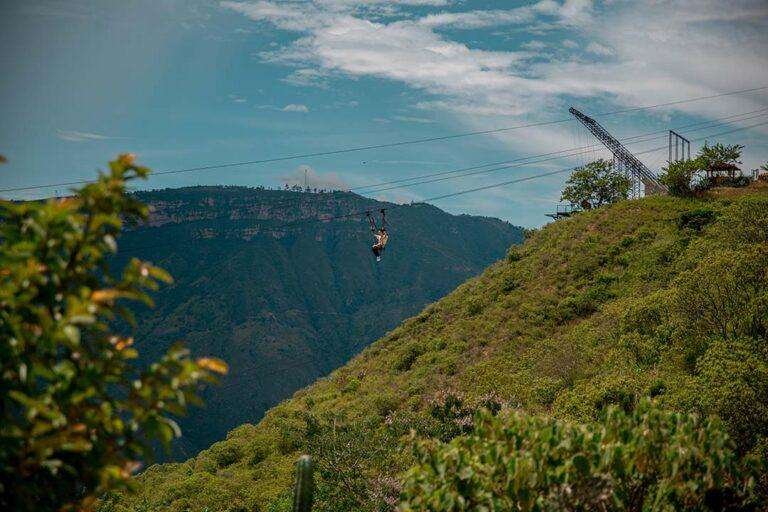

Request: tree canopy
left=0, top=155, right=227, bottom=511
left=561, top=159, right=631, bottom=210
left=699, top=143, right=743, bottom=177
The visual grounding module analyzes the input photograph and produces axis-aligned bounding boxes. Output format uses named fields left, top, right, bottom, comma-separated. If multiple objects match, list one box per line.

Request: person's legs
left=372, top=245, right=382, bottom=261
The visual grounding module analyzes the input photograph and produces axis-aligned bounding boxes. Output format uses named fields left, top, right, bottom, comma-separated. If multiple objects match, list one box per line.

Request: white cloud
left=392, top=115, right=435, bottom=123
left=56, top=129, right=120, bottom=142
left=585, top=42, right=613, bottom=56
left=225, top=0, right=768, bottom=170
left=281, top=164, right=351, bottom=190
left=522, top=40, right=548, bottom=51
left=282, top=103, right=310, bottom=112
left=282, top=68, right=330, bottom=88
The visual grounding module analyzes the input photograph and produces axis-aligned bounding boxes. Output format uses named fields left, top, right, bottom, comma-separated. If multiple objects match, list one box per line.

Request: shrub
left=395, top=343, right=425, bottom=372
left=249, top=444, right=270, bottom=467
left=400, top=400, right=762, bottom=511
left=674, top=248, right=768, bottom=341
left=678, top=208, right=717, bottom=232
left=212, top=444, right=243, bottom=468
left=0, top=156, right=227, bottom=511
left=659, top=158, right=702, bottom=197
left=697, top=337, right=768, bottom=453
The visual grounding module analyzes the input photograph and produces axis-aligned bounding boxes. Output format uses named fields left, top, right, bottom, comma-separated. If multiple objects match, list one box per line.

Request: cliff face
left=116, top=186, right=524, bottom=458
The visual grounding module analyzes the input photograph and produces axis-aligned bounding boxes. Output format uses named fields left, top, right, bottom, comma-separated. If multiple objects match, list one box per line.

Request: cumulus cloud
left=282, top=103, right=310, bottom=112
left=585, top=42, right=613, bottom=56
left=223, top=0, right=768, bottom=119
left=224, top=0, right=768, bottom=168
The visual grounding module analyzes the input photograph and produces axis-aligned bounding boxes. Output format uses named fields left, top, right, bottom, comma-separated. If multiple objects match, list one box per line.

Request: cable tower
left=569, top=107, right=667, bottom=198
left=668, top=130, right=691, bottom=163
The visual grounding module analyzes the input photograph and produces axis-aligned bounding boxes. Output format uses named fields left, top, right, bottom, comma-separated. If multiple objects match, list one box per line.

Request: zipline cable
left=362, top=110, right=768, bottom=195
left=2, top=85, right=766, bottom=194
left=114, top=118, right=768, bottom=255
left=112, top=106, right=768, bottom=253
left=354, top=106, right=768, bottom=193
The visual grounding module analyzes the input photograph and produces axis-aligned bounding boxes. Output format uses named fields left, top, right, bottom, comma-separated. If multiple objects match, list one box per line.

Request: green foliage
left=674, top=247, right=768, bottom=341
left=677, top=208, right=716, bottom=232
left=292, top=455, right=314, bottom=512
left=304, top=414, right=403, bottom=512
left=699, top=143, right=743, bottom=177
left=401, top=400, right=762, bottom=511
left=117, top=190, right=768, bottom=512
left=659, top=158, right=703, bottom=197
left=0, top=155, right=227, bottom=511
left=560, top=159, right=631, bottom=209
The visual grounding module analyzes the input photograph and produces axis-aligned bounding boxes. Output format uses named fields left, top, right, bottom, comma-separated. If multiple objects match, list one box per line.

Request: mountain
left=110, top=186, right=768, bottom=512
left=113, top=186, right=524, bottom=458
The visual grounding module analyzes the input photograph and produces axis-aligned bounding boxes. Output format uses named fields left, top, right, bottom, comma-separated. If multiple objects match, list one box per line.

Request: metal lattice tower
left=569, top=107, right=667, bottom=197
left=668, top=130, right=691, bottom=163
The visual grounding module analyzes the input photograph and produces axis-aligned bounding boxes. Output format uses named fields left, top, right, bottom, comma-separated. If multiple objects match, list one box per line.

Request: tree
left=561, top=159, right=631, bottom=210
left=401, top=400, right=762, bottom=512
left=659, top=158, right=703, bottom=197
left=699, top=142, right=743, bottom=178
left=0, top=155, right=227, bottom=511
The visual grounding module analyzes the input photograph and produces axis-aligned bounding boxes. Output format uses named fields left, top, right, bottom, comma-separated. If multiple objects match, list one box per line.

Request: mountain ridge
left=113, top=186, right=524, bottom=459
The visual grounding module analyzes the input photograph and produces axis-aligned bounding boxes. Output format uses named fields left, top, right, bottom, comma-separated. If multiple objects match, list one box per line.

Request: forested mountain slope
left=112, top=187, right=768, bottom=512
left=114, top=186, right=523, bottom=458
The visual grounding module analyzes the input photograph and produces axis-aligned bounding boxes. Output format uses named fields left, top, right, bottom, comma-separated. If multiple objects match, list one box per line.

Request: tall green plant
left=401, top=399, right=761, bottom=511
left=0, top=155, right=227, bottom=511
left=293, top=455, right=315, bottom=512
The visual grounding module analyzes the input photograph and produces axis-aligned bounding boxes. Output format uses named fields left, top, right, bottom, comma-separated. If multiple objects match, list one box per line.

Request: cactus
left=292, top=455, right=314, bottom=512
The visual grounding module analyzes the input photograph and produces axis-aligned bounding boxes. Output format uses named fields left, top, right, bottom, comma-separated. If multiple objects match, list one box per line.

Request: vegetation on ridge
left=107, top=182, right=768, bottom=511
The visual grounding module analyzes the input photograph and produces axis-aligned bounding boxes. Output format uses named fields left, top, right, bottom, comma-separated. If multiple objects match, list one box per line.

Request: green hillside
left=109, top=187, right=768, bottom=511
left=113, top=186, right=523, bottom=458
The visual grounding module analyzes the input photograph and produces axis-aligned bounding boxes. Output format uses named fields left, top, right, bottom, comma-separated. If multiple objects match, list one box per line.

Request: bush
left=400, top=400, right=762, bottom=511
left=697, top=337, right=768, bottom=453
left=659, top=158, right=702, bottom=197
left=395, top=343, right=426, bottom=372
left=678, top=208, right=717, bottom=232
left=212, top=444, right=243, bottom=468
left=0, top=156, right=227, bottom=511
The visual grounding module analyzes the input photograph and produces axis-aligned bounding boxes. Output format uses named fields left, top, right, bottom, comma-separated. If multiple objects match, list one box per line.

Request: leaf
left=196, top=357, right=228, bottom=375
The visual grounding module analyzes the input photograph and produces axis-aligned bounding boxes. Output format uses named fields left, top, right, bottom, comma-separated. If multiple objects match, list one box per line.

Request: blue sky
left=1, top=0, right=767, bottom=226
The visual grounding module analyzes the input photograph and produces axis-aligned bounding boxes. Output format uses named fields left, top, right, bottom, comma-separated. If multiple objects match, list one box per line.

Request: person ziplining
left=366, top=209, right=389, bottom=262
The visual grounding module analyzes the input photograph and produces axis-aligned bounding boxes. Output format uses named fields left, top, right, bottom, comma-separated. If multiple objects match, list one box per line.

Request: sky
left=1, top=0, right=767, bottom=227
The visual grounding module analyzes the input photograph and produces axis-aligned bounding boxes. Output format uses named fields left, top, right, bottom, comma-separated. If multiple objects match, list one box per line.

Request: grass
left=105, top=187, right=768, bottom=512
